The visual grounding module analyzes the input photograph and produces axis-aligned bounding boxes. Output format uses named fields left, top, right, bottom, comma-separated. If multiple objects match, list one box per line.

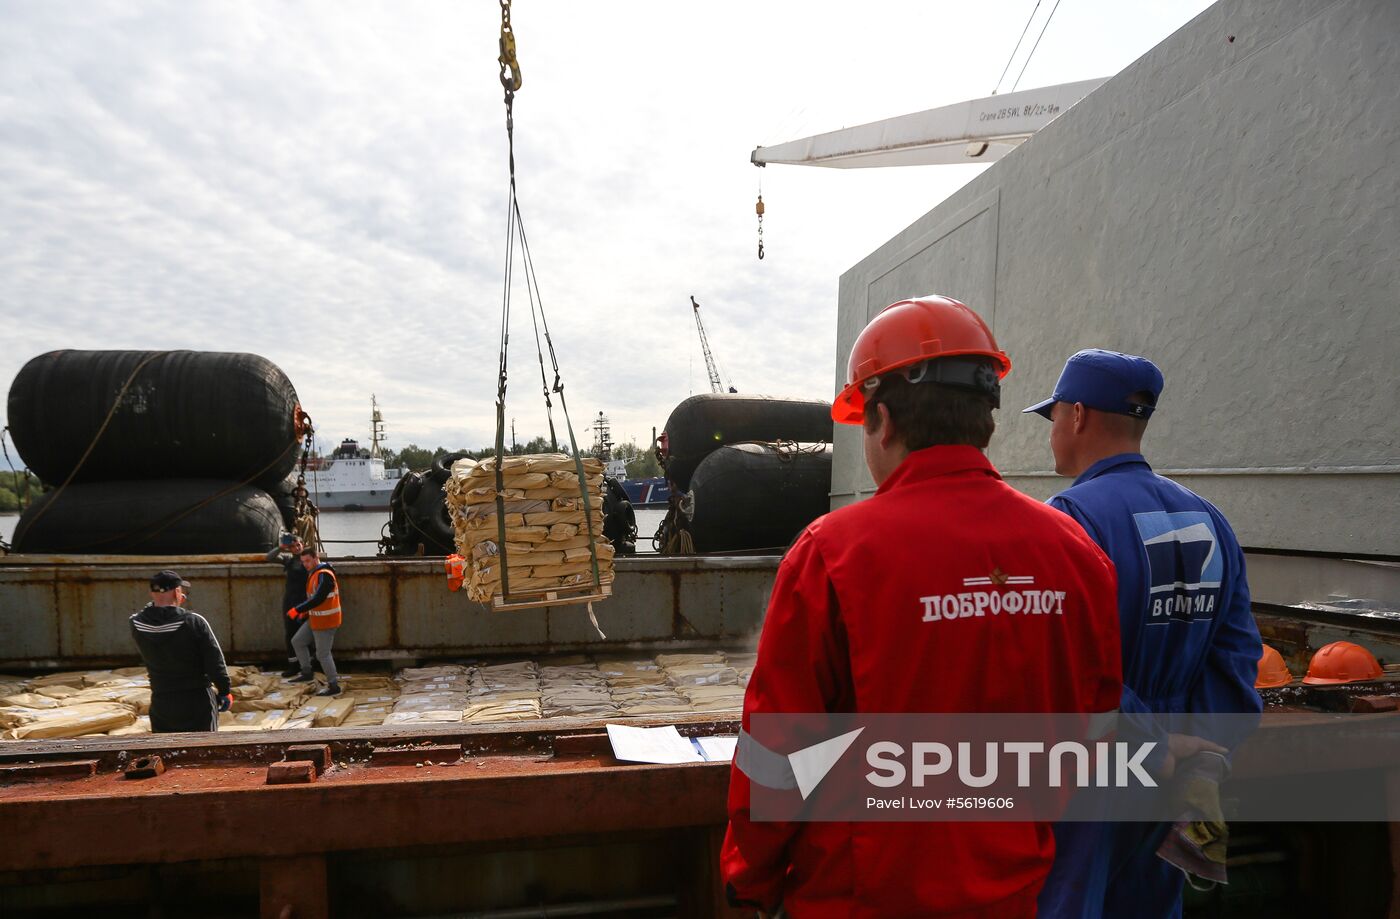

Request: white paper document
left=695, top=735, right=738, bottom=762
left=606, top=723, right=703, bottom=764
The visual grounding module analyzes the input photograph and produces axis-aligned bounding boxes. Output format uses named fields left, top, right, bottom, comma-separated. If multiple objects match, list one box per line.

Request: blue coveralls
left=1036, top=453, right=1263, bottom=919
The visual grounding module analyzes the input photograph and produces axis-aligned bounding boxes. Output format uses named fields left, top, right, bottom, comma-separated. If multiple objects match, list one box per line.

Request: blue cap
left=1023, top=349, right=1164, bottom=420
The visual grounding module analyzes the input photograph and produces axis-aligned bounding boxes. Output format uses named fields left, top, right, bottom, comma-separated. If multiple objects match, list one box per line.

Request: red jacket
left=722, top=446, right=1122, bottom=918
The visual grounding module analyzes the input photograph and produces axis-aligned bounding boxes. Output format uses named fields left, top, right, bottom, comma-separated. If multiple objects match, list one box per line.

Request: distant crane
left=690, top=296, right=736, bottom=394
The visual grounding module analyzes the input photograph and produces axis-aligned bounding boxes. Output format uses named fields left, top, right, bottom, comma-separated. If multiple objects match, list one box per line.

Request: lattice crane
left=690, top=296, right=734, bottom=394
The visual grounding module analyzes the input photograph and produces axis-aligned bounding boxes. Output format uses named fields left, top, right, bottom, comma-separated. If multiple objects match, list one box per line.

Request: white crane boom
left=750, top=79, right=1106, bottom=169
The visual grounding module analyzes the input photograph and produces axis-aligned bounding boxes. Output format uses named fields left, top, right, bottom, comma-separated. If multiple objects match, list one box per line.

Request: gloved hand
left=217, top=692, right=233, bottom=712
left=286, top=607, right=302, bottom=620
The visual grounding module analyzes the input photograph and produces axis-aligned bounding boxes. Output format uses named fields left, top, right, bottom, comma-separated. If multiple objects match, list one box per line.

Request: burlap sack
left=679, top=685, right=747, bottom=706
left=233, top=686, right=311, bottom=713
left=219, top=709, right=289, bottom=732
left=66, top=685, right=152, bottom=714
left=399, top=677, right=468, bottom=694
left=1, top=693, right=62, bottom=710
left=0, top=706, right=41, bottom=730
left=347, top=691, right=399, bottom=707
left=563, top=544, right=615, bottom=562
left=5, top=703, right=137, bottom=740
left=398, top=664, right=468, bottom=681
left=463, top=698, right=542, bottom=723
left=336, top=674, right=398, bottom=692
left=384, top=710, right=464, bottom=725
left=618, top=699, right=690, bottom=716
left=313, top=697, right=354, bottom=728
left=290, top=696, right=333, bottom=721
left=460, top=513, right=527, bottom=532
left=109, top=716, right=152, bottom=736
left=393, top=692, right=469, bottom=713
left=34, top=685, right=82, bottom=700
left=662, top=662, right=738, bottom=686
left=343, top=703, right=393, bottom=727
left=469, top=454, right=603, bottom=476
left=461, top=500, right=551, bottom=518
left=26, top=671, right=91, bottom=689
left=657, top=653, right=725, bottom=667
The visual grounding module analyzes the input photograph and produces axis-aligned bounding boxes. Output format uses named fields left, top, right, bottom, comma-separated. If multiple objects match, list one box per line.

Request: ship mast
left=369, top=395, right=385, bottom=459
left=591, top=411, right=613, bottom=460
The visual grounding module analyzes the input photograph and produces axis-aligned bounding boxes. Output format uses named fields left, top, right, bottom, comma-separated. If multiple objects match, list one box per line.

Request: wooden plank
left=492, top=583, right=612, bottom=612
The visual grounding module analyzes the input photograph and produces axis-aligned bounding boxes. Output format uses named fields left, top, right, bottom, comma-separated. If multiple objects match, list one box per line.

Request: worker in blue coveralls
left=1025, top=350, right=1263, bottom=919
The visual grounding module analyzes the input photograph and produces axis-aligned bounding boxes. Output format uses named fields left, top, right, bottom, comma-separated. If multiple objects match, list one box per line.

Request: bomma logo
left=1134, top=511, right=1222, bottom=623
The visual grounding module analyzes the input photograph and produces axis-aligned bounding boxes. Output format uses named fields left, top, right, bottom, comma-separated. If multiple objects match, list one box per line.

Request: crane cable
left=991, top=0, right=1043, bottom=95
left=491, top=0, right=603, bottom=609
left=1011, top=0, right=1064, bottom=92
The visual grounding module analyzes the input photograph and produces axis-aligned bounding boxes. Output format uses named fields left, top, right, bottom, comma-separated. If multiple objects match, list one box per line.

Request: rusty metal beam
left=0, top=713, right=739, bottom=768
left=0, top=757, right=731, bottom=873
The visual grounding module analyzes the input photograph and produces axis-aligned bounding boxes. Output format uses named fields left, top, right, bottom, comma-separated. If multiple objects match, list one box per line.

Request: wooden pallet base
left=491, top=582, right=612, bottom=612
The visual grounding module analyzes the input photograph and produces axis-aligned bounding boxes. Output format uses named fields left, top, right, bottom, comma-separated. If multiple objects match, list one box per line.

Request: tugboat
left=305, top=397, right=404, bottom=511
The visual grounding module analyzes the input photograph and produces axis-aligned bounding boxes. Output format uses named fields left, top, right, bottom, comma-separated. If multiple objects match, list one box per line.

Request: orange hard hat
left=1254, top=644, right=1293, bottom=689
left=1301, top=641, right=1383, bottom=685
left=832, top=295, right=1011, bottom=424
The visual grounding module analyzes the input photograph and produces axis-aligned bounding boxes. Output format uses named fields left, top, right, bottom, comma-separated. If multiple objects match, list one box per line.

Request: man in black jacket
left=130, top=569, right=233, bottom=733
left=266, top=534, right=309, bottom=676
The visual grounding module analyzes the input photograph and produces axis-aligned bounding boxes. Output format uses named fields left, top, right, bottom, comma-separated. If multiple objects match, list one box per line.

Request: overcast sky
left=0, top=0, right=1213, bottom=459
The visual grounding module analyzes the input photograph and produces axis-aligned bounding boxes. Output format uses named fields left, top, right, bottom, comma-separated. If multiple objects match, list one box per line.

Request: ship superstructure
left=306, top=396, right=403, bottom=511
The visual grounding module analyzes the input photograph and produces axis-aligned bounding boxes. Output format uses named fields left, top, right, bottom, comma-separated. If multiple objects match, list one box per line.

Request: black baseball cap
left=149, top=570, right=190, bottom=591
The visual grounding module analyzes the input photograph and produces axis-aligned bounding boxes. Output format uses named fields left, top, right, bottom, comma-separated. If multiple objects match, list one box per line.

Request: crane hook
left=756, top=193, right=765, bottom=260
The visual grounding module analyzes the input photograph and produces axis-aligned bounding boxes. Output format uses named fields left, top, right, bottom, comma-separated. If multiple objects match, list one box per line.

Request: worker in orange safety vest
left=287, top=545, right=343, bottom=696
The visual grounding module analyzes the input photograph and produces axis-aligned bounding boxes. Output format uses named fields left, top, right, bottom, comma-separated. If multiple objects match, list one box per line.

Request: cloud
left=0, top=0, right=1212, bottom=463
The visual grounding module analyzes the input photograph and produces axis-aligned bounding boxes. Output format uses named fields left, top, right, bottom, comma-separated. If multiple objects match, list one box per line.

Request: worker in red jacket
left=721, top=296, right=1123, bottom=918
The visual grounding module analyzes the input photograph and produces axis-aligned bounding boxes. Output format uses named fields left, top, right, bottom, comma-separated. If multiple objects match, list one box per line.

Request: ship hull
left=620, top=476, right=671, bottom=508
left=313, top=488, right=394, bottom=512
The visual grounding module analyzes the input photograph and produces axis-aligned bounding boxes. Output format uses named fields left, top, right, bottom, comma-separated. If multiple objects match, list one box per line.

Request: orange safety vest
left=305, top=566, right=343, bottom=630
left=445, top=554, right=467, bottom=592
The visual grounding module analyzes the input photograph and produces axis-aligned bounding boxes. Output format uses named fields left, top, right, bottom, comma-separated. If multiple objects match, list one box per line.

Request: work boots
left=315, top=683, right=341, bottom=697
left=288, top=672, right=313, bottom=683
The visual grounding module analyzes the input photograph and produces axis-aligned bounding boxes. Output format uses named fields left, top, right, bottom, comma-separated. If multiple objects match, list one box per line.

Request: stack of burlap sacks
left=540, top=657, right=616, bottom=718
left=384, top=664, right=471, bottom=726
left=656, top=652, right=747, bottom=713
left=444, top=454, right=615, bottom=603
left=0, top=669, right=151, bottom=740
left=0, top=651, right=758, bottom=739
left=0, top=666, right=403, bottom=738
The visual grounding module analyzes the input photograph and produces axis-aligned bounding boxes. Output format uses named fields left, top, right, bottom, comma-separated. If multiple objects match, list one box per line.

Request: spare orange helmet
left=1255, top=644, right=1293, bottom=689
left=833, top=295, right=1011, bottom=424
left=1301, top=641, right=1383, bottom=685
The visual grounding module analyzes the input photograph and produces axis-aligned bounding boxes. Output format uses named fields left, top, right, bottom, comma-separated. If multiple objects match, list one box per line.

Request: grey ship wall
left=832, top=0, right=1400, bottom=555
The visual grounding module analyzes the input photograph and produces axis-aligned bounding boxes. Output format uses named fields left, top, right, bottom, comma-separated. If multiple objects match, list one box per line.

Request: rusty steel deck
left=0, top=714, right=746, bottom=918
